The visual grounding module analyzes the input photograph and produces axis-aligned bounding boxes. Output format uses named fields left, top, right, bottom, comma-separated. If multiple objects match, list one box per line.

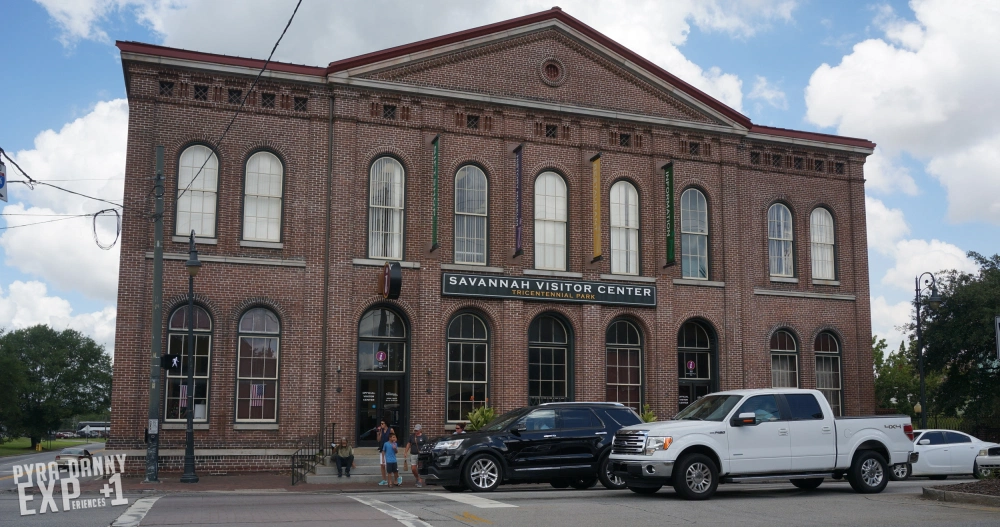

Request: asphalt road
left=0, top=442, right=107, bottom=491
left=1, top=477, right=997, bottom=526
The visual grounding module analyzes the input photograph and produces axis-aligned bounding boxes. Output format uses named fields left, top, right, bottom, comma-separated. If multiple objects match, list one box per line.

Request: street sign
left=0, top=160, right=7, bottom=202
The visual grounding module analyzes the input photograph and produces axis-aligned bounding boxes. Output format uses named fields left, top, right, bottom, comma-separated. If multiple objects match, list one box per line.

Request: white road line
left=434, top=493, right=518, bottom=508
left=348, top=495, right=435, bottom=527
left=110, top=496, right=161, bottom=527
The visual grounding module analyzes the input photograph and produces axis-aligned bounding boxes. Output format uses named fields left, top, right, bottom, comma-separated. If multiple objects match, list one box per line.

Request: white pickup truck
left=609, top=389, right=916, bottom=500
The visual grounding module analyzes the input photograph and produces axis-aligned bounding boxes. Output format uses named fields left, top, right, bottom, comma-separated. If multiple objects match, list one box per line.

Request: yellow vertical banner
left=591, top=153, right=602, bottom=263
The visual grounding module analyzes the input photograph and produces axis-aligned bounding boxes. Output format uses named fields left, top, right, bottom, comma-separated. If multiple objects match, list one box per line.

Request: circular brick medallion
left=539, top=58, right=567, bottom=87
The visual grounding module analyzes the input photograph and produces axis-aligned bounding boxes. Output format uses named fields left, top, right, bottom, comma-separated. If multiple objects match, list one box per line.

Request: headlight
left=645, top=436, right=673, bottom=456
left=434, top=439, right=466, bottom=450
left=980, top=449, right=988, bottom=456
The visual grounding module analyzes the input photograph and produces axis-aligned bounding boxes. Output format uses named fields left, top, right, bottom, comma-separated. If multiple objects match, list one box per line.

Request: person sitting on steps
left=333, top=437, right=355, bottom=478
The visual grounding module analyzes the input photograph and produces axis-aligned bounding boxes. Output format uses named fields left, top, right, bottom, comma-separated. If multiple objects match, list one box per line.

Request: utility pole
left=144, top=146, right=165, bottom=483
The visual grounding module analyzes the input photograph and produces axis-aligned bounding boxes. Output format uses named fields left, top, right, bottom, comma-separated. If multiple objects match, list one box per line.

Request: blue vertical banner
left=514, top=144, right=524, bottom=256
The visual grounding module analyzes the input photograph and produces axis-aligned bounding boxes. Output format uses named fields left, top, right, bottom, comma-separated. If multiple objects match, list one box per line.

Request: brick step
left=314, top=464, right=408, bottom=476
left=303, top=472, right=422, bottom=485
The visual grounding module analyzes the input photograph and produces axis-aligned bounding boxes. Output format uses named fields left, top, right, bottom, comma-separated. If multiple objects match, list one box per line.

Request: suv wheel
left=443, top=485, right=467, bottom=493
left=598, top=456, right=627, bottom=490
left=569, top=477, right=597, bottom=490
left=550, top=480, right=570, bottom=489
left=889, top=463, right=911, bottom=481
left=847, top=451, right=888, bottom=494
left=672, top=453, right=718, bottom=500
left=463, top=454, right=501, bottom=492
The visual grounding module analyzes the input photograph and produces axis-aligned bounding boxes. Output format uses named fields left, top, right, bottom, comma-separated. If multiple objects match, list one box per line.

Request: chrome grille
left=988, top=446, right=1000, bottom=456
left=612, top=430, right=647, bottom=455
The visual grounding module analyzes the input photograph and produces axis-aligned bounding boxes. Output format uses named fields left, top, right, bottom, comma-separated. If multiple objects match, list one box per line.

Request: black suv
left=418, top=402, right=643, bottom=492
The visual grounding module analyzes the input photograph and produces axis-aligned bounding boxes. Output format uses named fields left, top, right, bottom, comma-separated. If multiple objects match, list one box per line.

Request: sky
left=1, top=0, right=998, bottom=359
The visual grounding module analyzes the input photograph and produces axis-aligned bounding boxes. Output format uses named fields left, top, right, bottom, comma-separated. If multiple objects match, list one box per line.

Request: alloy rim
left=470, top=458, right=499, bottom=489
left=606, top=463, right=625, bottom=487
left=861, top=458, right=884, bottom=487
left=685, top=462, right=712, bottom=493
left=892, top=464, right=908, bottom=478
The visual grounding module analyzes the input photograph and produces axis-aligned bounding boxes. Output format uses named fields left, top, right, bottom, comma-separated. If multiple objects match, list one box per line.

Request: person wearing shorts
left=405, top=424, right=427, bottom=487
left=383, top=432, right=400, bottom=487
left=376, top=421, right=390, bottom=485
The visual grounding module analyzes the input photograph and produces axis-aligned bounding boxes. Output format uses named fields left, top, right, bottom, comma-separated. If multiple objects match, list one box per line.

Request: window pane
left=243, top=152, right=283, bottom=242
left=369, top=157, right=405, bottom=259
left=176, top=145, right=219, bottom=237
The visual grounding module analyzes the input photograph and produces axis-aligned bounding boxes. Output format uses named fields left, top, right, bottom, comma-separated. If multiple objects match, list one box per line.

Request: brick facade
left=110, top=9, right=875, bottom=473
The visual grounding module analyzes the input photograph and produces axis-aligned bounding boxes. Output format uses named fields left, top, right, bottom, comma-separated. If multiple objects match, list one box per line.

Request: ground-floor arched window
left=447, top=312, right=488, bottom=422
left=815, top=332, right=843, bottom=416
left=528, top=313, right=572, bottom=405
left=606, top=319, right=642, bottom=412
left=677, top=320, right=715, bottom=411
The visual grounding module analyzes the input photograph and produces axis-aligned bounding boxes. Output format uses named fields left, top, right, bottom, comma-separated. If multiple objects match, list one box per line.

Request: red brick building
left=110, top=8, right=876, bottom=473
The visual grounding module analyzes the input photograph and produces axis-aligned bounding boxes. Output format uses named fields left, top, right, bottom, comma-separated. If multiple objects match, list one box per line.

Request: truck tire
left=598, top=455, right=627, bottom=490
left=889, top=463, right=911, bottom=481
left=847, top=451, right=888, bottom=494
left=463, top=454, right=502, bottom=492
left=790, top=478, right=823, bottom=490
left=628, top=485, right=661, bottom=495
left=672, top=453, right=719, bottom=500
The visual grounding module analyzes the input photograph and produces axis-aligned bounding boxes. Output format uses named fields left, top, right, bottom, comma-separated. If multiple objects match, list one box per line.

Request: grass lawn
left=0, top=437, right=107, bottom=457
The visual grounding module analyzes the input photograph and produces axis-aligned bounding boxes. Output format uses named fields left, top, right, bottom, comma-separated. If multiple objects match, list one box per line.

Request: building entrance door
left=678, top=382, right=710, bottom=411
left=357, top=376, right=406, bottom=446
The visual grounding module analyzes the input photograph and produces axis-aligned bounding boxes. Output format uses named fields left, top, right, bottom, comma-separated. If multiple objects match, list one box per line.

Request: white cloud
left=881, top=238, right=977, bottom=292
left=0, top=281, right=117, bottom=355
left=747, top=75, right=788, bottom=110
left=870, top=295, right=912, bottom=351
left=0, top=99, right=127, bottom=301
left=805, top=0, right=1000, bottom=222
left=865, top=196, right=910, bottom=255
left=863, top=148, right=918, bottom=196
left=37, top=0, right=798, bottom=113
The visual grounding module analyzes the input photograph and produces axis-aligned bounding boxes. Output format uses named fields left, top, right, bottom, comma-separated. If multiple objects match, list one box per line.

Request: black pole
left=915, top=275, right=926, bottom=429
left=181, top=230, right=200, bottom=483
left=144, top=146, right=165, bottom=483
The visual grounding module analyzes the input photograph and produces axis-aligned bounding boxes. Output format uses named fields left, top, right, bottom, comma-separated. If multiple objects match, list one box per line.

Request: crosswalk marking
left=434, top=493, right=518, bottom=508
left=348, top=495, right=434, bottom=527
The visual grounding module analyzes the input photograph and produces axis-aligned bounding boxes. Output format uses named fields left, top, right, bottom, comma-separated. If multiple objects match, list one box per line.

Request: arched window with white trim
left=681, top=188, right=708, bottom=279
left=236, top=308, right=280, bottom=422
left=165, top=305, right=212, bottom=422
left=176, top=145, right=219, bottom=237
left=815, top=332, right=843, bottom=416
left=768, top=203, right=794, bottom=277
left=454, top=165, right=488, bottom=265
left=534, top=172, right=567, bottom=271
left=447, top=313, right=489, bottom=422
left=610, top=181, right=639, bottom=275
left=368, top=157, right=405, bottom=260
left=243, top=152, right=283, bottom=242
left=810, top=208, right=835, bottom=280
left=770, top=330, right=798, bottom=388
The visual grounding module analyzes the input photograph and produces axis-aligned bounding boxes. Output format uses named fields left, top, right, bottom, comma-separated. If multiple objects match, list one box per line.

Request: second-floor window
left=454, top=165, right=488, bottom=264
left=810, top=208, right=835, bottom=280
left=368, top=157, right=405, bottom=260
left=243, top=152, right=284, bottom=242
left=176, top=145, right=218, bottom=237
left=610, top=181, right=639, bottom=275
left=534, top=172, right=567, bottom=271
left=681, top=188, right=709, bottom=279
left=768, top=203, right=794, bottom=277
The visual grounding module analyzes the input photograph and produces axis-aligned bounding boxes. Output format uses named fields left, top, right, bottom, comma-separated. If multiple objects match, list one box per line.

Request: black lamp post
left=180, top=230, right=201, bottom=483
left=914, top=271, right=942, bottom=430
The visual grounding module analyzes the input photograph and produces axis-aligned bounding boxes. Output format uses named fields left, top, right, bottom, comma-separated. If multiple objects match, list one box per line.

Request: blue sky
left=1, top=0, right=998, bottom=356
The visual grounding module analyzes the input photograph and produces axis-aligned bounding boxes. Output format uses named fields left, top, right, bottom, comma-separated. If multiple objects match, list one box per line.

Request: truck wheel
left=628, top=485, right=661, bottom=495
left=889, top=463, right=911, bottom=481
left=598, top=456, right=627, bottom=490
left=790, top=478, right=823, bottom=490
left=672, top=453, right=719, bottom=500
left=443, top=485, right=467, bottom=493
left=848, top=451, right=888, bottom=494
left=973, top=462, right=992, bottom=479
left=569, top=477, right=597, bottom=490
left=463, top=454, right=502, bottom=492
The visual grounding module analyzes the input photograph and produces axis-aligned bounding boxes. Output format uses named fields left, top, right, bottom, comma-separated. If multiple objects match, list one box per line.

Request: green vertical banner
left=431, top=135, right=440, bottom=251
left=664, top=162, right=675, bottom=266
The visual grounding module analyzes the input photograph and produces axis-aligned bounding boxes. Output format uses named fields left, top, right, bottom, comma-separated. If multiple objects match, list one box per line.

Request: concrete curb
left=922, top=487, right=1000, bottom=507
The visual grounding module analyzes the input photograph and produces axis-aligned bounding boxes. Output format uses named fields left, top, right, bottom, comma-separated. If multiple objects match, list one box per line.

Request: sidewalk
left=89, top=473, right=440, bottom=494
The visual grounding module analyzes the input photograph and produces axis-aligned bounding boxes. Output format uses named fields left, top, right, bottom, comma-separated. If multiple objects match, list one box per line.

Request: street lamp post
left=180, top=230, right=202, bottom=484
left=914, top=272, right=942, bottom=430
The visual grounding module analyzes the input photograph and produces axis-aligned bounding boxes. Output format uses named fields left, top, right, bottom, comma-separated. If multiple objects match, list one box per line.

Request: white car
left=975, top=446, right=999, bottom=477
left=894, top=429, right=997, bottom=480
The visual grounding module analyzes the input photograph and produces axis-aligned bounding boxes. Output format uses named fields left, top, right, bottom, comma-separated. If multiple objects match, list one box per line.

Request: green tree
left=921, top=252, right=1000, bottom=420
left=0, top=330, right=28, bottom=443
left=0, top=325, right=112, bottom=447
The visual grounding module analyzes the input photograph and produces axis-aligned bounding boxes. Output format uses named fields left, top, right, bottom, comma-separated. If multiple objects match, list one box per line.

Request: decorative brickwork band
left=663, top=162, right=675, bottom=267
left=591, top=153, right=603, bottom=263
left=513, top=144, right=524, bottom=256
left=431, top=135, right=440, bottom=251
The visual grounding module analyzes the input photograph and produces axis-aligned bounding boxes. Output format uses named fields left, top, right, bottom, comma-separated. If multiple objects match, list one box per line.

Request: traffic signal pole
left=144, top=146, right=165, bottom=483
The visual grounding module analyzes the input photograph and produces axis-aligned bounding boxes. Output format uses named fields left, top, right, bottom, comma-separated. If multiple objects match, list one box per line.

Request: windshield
left=483, top=408, right=527, bottom=432
left=61, top=448, right=83, bottom=454
left=673, top=395, right=743, bottom=421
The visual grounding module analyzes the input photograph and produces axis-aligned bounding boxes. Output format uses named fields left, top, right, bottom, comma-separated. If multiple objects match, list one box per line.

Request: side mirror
left=512, top=423, right=526, bottom=435
left=918, top=439, right=930, bottom=446
left=730, top=412, right=757, bottom=427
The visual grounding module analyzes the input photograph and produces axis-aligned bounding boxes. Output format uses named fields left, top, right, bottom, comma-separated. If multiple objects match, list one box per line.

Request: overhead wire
left=0, top=148, right=124, bottom=208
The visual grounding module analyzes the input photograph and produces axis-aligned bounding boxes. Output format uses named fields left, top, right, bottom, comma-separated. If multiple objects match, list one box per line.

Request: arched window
left=815, top=332, right=843, bottom=416
left=243, top=152, right=283, bottom=242
left=768, top=203, right=794, bottom=277
left=770, top=330, right=798, bottom=388
left=176, top=145, right=219, bottom=237
left=165, top=305, right=212, bottom=422
left=368, top=157, right=405, bottom=260
left=810, top=208, right=835, bottom=280
left=681, top=188, right=709, bottom=279
left=454, top=165, right=488, bottom=265
left=528, top=314, right=571, bottom=405
left=236, top=308, right=280, bottom=422
left=358, top=307, right=406, bottom=372
left=534, top=172, right=567, bottom=271
left=606, top=320, right=641, bottom=411
left=447, top=313, right=488, bottom=422
left=677, top=320, right=714, bottom=410
left=610, top=181, right=639, bottom=275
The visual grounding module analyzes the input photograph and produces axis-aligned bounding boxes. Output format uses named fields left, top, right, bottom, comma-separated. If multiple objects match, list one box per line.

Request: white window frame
left=243, top=151, right=283, bottom=242
left=368, top=157, right=405, bottom=260
left=236, top=308, right=280, bottom=423
left=176, top=145, right=219, bottom=238
left=534, top=172, right=568, bottom=271
left=446, top=313, right=489, bottom=422
left=454, top=165, right=488, bottom=265
left=165, top=306, right=212, bottom=423
left=610, top=181, right=639, bottom=275
left=815, top=332, right=843, bottom=416
left=680, top=188, right=709, bottom=279
left=768, top=203, right=794, bottom=277
left=810, top=208, right=835, bottom=280
left=770, top=330, right=798, bottom=388
left=606, top=320, right=642, bottom=412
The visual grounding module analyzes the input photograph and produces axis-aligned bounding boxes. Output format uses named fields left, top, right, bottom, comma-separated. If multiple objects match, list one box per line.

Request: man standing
left=405, top=424, right=427, bottom=487
left=333, top=437, right=355, bottom=478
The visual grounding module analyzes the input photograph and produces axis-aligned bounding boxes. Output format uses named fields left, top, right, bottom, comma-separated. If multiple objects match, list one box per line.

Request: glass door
left=357, top=376, right=406, bottom=446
